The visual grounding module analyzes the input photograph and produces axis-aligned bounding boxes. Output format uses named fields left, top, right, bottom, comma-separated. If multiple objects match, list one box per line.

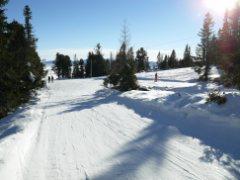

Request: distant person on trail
left=51, top=76, right=54, bottom=83
left=154, top=72, right=158, bottom=82
left=48, top=76, right=51, bottom=83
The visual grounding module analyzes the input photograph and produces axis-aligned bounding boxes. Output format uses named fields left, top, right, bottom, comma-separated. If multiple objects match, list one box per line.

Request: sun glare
left=204, top=0, right=238, bottom=14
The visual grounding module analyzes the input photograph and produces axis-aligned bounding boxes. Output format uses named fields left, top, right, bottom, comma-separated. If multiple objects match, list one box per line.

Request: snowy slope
left=0, top=68, right=239, bottom=180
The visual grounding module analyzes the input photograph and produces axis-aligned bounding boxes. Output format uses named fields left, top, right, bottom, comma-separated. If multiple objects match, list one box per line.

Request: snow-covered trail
left=0, top=74, right=239, bottom=179
left=23, top=78, right=237, bottom=180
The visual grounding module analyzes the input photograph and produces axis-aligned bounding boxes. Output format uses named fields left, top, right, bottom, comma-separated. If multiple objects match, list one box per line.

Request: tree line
left=0, top=1, right=45, bottom=118
left=53, top=44, right=151, bottom=79
left=195, top=3, right=240, bottom=89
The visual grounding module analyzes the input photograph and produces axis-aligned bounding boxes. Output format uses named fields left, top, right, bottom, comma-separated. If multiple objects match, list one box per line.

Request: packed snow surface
left=0, top=67, right=239, bottom=180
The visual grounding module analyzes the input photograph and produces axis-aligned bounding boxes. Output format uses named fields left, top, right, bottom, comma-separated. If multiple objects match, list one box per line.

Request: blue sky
left=6, top=0, right=224, bottom=61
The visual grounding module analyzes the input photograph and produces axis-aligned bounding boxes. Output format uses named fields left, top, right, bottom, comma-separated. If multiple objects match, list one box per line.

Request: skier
left=48, top=76, right=51, bottom=83
left=51, top=76, right=54, bottom=83
left=154, top=72, right=158, bottom=82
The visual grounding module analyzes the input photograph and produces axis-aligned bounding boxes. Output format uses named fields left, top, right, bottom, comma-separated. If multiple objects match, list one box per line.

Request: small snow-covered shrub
left=206, top=90, right=227, bottom=105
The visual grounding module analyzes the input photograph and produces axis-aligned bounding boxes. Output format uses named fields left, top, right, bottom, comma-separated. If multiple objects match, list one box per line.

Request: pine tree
left=24, top=5, right=35, bottom=46
left=3, top=21, right=31, bottom=116
left=219, top=10, right=233, bottom=54
left=209, top=35, right=219, bottom=65
left=135, top=47, right=149, bottom=72
left=53, top=53, right=72, bottom=78
left=0, top=0, right=8, bottom=117
left=79, top=59, right=85, bottom=78
left=182, top=45, right=193, bottom=67
left=226, top=3, right=240, bottom=88
left=23, top=5, right=44, bottom=87
left=157, top=52, right=164, bottom=70
left=168, top=49, right=177, bottom=68
left=161, top=55, right=169, bottom=69
left=119, top=60, right=138, bottom=91
left=195, top=12, right=214, bottom=81
left=1, top=3, right=44, bottom=118
left=72, top=55, right=81, bottom=78
left=85, top=44, right=107, bottom=77
left=104, top=23, right=138, bottom=91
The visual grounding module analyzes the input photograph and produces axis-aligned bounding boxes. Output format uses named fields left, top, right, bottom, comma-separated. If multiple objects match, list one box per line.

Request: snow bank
left=0, top=90, right=49, bottom=180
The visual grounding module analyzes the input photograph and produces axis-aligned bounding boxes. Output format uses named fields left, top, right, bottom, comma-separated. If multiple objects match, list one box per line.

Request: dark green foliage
left=218, top=4, right=240, bottom=89
left=157, top=51, right=181, bottom=70
left=119, top=62, right=138, bottom=91
left=53, top=53, right=72, bottom=78
left=182, top=45, right=193, bottom=67
left=72, top=59, right=81, bottom=78
left=79, top=59, right=85, bottom=78
left=195, top=12, right=214, bottom=81
left=162, top=55, right=169, bottom=69
left=0, top=4, right=44, bottom=119
left=156, top=52, right=164, bottom=70
left=24, top=5, right=36, bottom=48
left=104, top=43, right=138, bottom=92
left=135, top=47, right=149, bottom=72
left=206, top=90, right=227, bottom=105
left=72, top=58, right=85, bottom=78
left=85, top=44, right=107, bottom=77
left=168, top=49, right=177, bottom=68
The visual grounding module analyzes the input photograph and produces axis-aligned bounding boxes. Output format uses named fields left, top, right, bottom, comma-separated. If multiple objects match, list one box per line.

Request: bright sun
left=204, top=0, right=238, bottom=14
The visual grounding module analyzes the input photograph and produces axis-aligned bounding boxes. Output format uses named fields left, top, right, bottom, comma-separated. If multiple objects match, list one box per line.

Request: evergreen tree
left=223, top=3, right=240, bottom=88
left=24, top=5, right=35, bottom=47
left=209, top=35, right=220, bottom=65
left=119, top=60, right=138, bottom=91
left=85, top=52, right=94, bottom=77
left=0, top=3, right=44, bottom=118
left=182, top=45, right=193, bottom=67
left=135, top=47, right=149, bottom=72
left=168, top=49, right=177, bottom=68
left=79, top=59, right=85, bottom=78
left=195, top=12, right=214, bottom=81
left=53, top=53, right=72, bottom=78
left=23, top=5, right=44, bottom=87
left=72, top=55, right=81, bottom=78
left=157, top=52, right=164, bottom=70
left=219, top=10, right=233, bottom=54
left=85, top=44, right=107, bottom=77
left=104, top=23, right=138, bottom=91
left=162, top=55, right=169, bottom=69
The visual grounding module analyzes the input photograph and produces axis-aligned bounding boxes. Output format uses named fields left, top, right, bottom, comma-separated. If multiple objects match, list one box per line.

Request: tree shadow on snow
left=0, top=96, right=40, bottom=142
left=58, top=89, right=177, bottom=179
left=57, top=88, right=240, bottom=179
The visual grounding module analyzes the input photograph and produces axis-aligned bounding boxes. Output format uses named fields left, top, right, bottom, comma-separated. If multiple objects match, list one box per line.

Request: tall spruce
left=23, top=5, right=44, bottom=87
left=221, top=3, right=240, bottom=88
left=24, top=5, right=37, bottom=49
left=195, top=12, right=214, bottom=81
left=182, top=45, right=193, bottom=67
left=157, top=52, right=164, bottom=70
left=135, top=47, right=149, bottom=72
left=72, top=55, right=81, bottom=78
left=53, top=53, right=72, bottom=78
left=104, top=23, right=138, bottom=91
left=79, top=59, right=85, bottom=78
left=168, top=49, right=177, bottom=68
left=1, top=3, right=44, bottom=118
left=85, top=44, right=107, bottom=77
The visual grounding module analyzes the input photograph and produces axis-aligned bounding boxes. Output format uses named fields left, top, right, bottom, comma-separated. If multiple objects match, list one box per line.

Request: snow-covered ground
left=0, top=67, right=239, bottom=180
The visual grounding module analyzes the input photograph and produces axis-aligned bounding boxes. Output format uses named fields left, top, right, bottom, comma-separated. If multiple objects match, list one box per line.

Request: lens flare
left=203, top=0, right=238, bottom=14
